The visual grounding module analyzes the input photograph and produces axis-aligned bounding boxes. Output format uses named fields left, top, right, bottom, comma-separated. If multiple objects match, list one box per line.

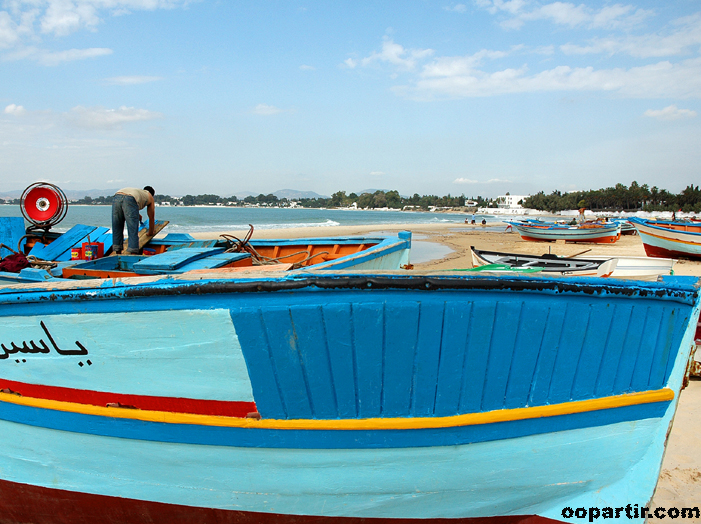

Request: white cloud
left=422, top=49, right=509, bottom=78
left=644, top=105, right=697, bottom=120
left=299, top=64, right=315, bottom=71
left=69, top=105, right=163, bottom=129
left=560, top=14, right=701, bottom=58
left=4, top=104, right=26, bottom=115
left=0, top=1, right=191, bottom=52
left=360, top=37, right=434, bottom=72
left=475, top=0, right=652, bottom=30
left=252, top=104, right=283, bottom=115
left=2, top=46, right=113, bottom=65
left=40, top=47, right=112, bottom=65
left=370, top=171, right=385, bottom=176
left=395, top=55, right=701, bottom=99
left=103, top=75, right=163, bottom=85
left=40, top=1, right=101, bottom=36
left=343, top=58, right=357, bottom=68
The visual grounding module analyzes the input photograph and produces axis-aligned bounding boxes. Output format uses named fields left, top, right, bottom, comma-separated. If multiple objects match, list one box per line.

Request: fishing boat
left=0, top=183, right=412, bottom=282
left=629, top=217, right=701, bottom=260
left=470, top=246, right=617, bottom=277
left=512, top=222, right=621, bottom=243
left=470, top=248, right=675, bottom=281
left=614, top=219, right=637, bottom=235
left=0, top=271, right=697, bottom=523
left=0, top=218, right=413, bottom=283
left=572, top=254, right=675, bottom=281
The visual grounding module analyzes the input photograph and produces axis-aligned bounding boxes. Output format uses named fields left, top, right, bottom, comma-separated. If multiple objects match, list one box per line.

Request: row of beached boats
left=508, top=216, right=701, bottom=260
left=0, top=189, right=700, bottom=524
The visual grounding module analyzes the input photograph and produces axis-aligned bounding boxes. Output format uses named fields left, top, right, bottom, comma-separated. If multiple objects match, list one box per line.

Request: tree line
left=1, top=190, right=485, bottom=210
left=524, top=182, right=701, bottom=213
left=3, top=182, right=699, bottom=212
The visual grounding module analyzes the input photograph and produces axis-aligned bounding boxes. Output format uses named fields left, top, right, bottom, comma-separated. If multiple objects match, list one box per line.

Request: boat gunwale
left=0, top=272, right=697, bottom=307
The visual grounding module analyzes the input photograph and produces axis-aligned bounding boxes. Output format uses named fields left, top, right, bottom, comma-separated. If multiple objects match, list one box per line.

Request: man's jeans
left=112, top=194, right=141, bottom=254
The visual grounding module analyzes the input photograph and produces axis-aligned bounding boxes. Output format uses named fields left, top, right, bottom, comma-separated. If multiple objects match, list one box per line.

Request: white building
left=495, top=194, right=529, bottom=209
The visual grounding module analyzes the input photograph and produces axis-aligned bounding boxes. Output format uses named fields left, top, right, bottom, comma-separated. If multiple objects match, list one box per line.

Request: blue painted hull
left=0, top=273, right=697, bottom=523
left=629, top=217, right=701, bottom=259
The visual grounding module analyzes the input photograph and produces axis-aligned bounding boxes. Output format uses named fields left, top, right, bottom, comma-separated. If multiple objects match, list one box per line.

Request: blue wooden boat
left=629, top=217, right=701, bottom=260
left=512, top=222, right=622, bottom=243
left=1, top=219, right=413, bottom=282
left=0, top=270, right=697, bottom=523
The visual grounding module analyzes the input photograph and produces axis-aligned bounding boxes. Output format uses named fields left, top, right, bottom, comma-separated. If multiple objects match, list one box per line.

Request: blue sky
left=1, top=1, right=700, bottom=198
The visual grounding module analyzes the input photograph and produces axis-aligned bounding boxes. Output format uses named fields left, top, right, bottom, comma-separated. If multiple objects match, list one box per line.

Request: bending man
left=112, top=186, right=155, bottom=255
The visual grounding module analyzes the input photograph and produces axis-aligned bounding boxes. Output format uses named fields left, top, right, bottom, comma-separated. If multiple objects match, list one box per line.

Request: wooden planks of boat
left=0, top=272, right=697, bottom=523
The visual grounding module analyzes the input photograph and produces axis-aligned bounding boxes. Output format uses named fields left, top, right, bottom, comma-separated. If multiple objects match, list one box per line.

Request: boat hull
left=513, top=224, right=621, bottom=243
left=0, top=273, right=697, bottom=523
left=629, top=218, right=701, bottom=260
left=572, top=255, right=675, bottom=280
left=470, top=247, right=617, bottom=277
left=0, top=478, right=565, bottom=524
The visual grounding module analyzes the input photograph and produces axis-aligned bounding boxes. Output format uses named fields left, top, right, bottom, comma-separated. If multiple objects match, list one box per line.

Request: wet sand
left=195, top=222, right=701, bottom=513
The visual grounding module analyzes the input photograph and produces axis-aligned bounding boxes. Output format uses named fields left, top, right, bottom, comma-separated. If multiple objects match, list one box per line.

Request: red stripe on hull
left=0, top=378, right=256, bottom=417
left=642, top=243, right=701, bottom=261
left=520, top=235, right=618, bottom=244
left=0, top=478, right=566, bottom=524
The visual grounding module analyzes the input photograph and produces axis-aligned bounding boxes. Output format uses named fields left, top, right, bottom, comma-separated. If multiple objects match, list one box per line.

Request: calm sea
left=0, top=205, right=500, bottom=234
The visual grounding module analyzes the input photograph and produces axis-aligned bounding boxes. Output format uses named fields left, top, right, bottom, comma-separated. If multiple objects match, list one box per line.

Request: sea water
left=0, top=205, right=501, bottom=233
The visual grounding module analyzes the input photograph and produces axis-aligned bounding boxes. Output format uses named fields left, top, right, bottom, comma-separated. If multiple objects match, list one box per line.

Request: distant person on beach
left=576, top=207, right=586, bottom=224
left=112, top=186, right=155, bottom=255
left=471, top=214, right=476, bottom=224
left=481, top=218, right=487, bottom=225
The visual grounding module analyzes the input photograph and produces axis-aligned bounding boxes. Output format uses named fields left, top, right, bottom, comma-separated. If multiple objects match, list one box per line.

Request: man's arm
left=147, top=195, right=155, bottom=236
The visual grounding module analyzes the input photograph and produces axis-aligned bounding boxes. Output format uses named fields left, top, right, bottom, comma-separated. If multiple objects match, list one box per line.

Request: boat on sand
left=470, top=246, right=617, bottom=277
left=512, top=222, right=621, bottom=243
left=0, top=266, right=698, bottom=523
left=0, top=194, right=698, bottom=523
left=471, top=247, right=675, bottom=281
left=629, top=217, right=701, bottom=260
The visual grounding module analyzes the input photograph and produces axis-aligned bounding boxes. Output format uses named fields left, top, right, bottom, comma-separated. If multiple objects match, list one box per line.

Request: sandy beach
left=196, top=221, right=701, bottom=514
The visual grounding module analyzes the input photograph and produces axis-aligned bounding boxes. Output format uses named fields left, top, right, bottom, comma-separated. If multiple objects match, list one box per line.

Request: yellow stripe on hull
left=0, top=388, right=674, bottom=431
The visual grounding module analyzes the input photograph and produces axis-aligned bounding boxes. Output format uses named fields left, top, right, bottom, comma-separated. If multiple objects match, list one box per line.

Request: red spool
left=23, top=186, right=63, bottom=223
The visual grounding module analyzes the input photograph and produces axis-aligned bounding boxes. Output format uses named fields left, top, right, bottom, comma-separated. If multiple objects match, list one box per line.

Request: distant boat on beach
left=629, top=217, right=701, bottom=260
left=470, top=246, right=617, bottom=277
left=470, top=246, right=674, bottom=281
left=511, top=221, right=622, bottom=243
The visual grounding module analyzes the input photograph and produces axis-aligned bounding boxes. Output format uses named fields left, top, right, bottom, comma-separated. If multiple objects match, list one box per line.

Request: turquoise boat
left=0, top=267, right=697, bottom=523
left=629, top=217, right=701, bottom=260
left=0, top=216, right=413, bottom=282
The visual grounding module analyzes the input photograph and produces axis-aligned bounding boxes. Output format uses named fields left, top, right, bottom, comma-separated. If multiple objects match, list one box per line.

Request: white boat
left=470, top=247, right=617, bottom=277
left=572, top=254, right=675, bottom=281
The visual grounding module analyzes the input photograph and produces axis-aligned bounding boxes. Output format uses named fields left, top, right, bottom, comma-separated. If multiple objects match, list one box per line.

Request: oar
left=566, top=249, right=592, bottom=258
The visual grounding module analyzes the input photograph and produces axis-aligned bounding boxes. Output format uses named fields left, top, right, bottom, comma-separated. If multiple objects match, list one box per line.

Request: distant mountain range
left=271, top=189, right=329, bottom=200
